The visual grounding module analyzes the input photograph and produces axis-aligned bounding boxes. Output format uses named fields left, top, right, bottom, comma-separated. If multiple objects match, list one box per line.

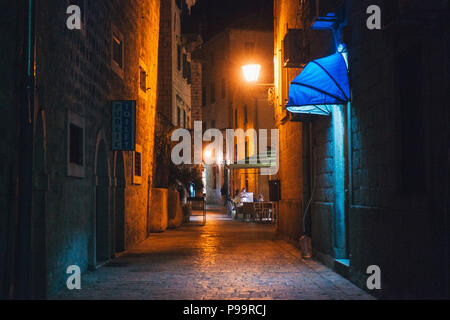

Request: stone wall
left=273, top=0, right=307, bottom=241
left=21, top=0, right=160, bottom=296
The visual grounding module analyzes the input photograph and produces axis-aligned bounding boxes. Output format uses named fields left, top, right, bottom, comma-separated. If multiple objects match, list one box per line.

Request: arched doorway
left=114, top=151, right=125, bottom=253
left=96, top=140, right=110, bottom=264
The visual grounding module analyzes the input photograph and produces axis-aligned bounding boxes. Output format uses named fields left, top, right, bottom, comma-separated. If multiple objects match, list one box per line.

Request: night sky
left=182, top=0, right=273, bottom=40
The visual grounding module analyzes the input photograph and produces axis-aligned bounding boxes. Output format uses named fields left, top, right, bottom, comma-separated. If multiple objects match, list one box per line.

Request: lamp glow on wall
left=242, top=64, right=261, bottom=82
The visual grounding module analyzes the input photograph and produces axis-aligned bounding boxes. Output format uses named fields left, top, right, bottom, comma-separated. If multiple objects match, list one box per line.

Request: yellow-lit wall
left=273, top=0, right=305, bottom=240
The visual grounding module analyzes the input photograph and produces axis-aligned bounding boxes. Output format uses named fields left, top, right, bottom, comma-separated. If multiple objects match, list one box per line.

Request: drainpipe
left=15, top=0, right=35, bottom=299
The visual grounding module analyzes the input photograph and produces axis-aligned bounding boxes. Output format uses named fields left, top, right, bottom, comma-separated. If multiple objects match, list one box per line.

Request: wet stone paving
left=53, top=207, right=373, bottom=300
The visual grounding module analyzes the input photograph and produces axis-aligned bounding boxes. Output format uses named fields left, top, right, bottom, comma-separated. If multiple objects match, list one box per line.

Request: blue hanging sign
left=112, top=100, right=136, bottom=151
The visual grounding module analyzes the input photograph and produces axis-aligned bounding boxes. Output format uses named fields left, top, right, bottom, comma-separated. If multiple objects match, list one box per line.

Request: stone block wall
left=32, top=0, right=160, bottom=296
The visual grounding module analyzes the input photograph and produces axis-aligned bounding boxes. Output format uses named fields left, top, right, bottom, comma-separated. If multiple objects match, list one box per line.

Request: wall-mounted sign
left=112, top=100, right=136, bottom=151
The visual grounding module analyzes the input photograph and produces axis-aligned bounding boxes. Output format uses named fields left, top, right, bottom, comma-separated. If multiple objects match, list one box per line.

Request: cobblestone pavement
left=53, top=207, right=374, bottom=300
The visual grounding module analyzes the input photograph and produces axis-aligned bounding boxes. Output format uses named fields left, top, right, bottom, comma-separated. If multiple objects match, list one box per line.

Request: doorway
left=96, top=140, right=110, bottom=264
left=114, top=151, right=125, bottom=253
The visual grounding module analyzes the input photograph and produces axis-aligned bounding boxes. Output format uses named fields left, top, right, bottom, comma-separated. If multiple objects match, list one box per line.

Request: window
left=221, top=78, right=226, bottom=99
left=183, top=54, right=188, bottom=79
left=244, top=105, right=248, bottom=124
left=177, top=107, right=181, bottom=126
left=133, top=144, right=143, bottom=185
left=183, top=110, right=186, bottom=128
left=67, top=111, right=85, bottom=178
left=113, top=37, right=123, bottom=67
left=187, top=61, right=192, bottom=84
left=202, top=87, right=207, bottom=106
left=177, top=45, right=181, bottom=71
left=70, top=124, right=83, bottom=166
left=139, top=68, right=147, bottom=92
left=111, top=24, right=124, bottom=78
left=210, top=82, right=216, bottom=104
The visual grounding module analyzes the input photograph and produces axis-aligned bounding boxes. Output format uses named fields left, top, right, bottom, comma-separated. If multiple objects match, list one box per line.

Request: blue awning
left=286, top=52, right=350, bottom=116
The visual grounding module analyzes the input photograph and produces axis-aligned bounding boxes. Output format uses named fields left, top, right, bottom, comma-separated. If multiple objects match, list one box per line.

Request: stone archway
left=114, top=151, right=126, bottom=253
left=95, top=139, right=110, bottom=265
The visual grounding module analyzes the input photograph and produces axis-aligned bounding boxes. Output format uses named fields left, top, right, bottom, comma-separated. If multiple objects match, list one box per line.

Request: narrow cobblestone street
left=53, top=207, right=373, bottom=300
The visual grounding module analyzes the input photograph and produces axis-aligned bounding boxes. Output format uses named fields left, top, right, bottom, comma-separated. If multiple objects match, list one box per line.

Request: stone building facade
left=0, top=0, right=161, bottom=298
left=156, top=0, right=192, bottom=130
left=274, top=0, right=449, bottom=298
left=229, top=85, right=275, bottom=201
left=153, top=0, right=195, bottom=189
left=200, top=28, right=273, bottom=204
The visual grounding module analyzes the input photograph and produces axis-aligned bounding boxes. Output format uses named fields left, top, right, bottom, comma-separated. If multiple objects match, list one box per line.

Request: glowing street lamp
left=203, top=149, right=212, bottom=162
left=242, top=64, right=261, bottom=82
